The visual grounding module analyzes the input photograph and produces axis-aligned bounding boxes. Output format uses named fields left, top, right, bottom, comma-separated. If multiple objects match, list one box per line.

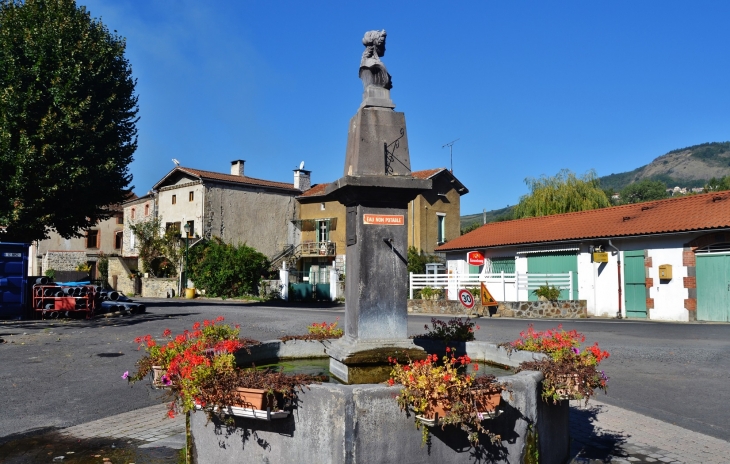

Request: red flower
left=167, top=409, right=176, bottom=419
left=162, top=329, right=172, bottom=337
left=192, top=322, right=201, bottom=330
left=215, top=316, right=224, bottom=322
left=446, top=347, right=451, bottom=353
left=387, top=378, right=395, bottom=386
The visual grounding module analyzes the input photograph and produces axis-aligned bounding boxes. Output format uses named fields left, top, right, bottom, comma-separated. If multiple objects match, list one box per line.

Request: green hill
left=460, top=142, right=730, bottom=228
left=599, top=142, right=730, bottom=192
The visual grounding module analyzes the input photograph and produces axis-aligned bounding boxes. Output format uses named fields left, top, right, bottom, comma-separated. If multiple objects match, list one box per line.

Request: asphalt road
left=1, top=299, right=729, bottom=445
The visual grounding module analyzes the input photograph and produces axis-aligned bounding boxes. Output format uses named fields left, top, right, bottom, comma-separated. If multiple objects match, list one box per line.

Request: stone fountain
left=323, top=29, right=431, bottom=384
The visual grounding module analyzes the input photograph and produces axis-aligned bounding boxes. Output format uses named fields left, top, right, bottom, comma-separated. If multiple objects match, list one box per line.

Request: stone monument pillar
left=325, top=30, right=431, bottom=384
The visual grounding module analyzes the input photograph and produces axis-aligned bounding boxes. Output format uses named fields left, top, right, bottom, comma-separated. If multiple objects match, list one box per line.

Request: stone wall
left=407, top=299, right=587, bottom=318
left=43, top=251, right=87, bottom=274
left=141, top=277, right=177, bottom=298
left=108, top=257, right=136, bottom=296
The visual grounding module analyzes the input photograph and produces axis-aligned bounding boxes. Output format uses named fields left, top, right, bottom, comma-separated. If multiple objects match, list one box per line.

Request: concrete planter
left=191, top=339, right=569, bottom=464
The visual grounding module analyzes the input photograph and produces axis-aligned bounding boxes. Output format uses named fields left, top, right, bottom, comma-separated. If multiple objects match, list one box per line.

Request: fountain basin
left=192, top=340, right=568, bottom=464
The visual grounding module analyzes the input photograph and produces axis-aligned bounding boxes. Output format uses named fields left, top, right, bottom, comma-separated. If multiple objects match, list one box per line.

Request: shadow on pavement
left=569, top=405, right=628, bottom=463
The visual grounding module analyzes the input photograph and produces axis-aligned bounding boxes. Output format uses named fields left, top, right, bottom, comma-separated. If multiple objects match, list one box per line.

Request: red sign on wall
left=363, top=214, right=404, bottom=225
left=467, top=251, right=484, bottom=266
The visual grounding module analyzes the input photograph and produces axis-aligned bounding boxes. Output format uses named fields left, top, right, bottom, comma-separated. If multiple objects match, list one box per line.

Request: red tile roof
left=165, top=167, right=299, bottom=192
left=299, top=183, right=328, bottom=198
left=437, top=191, right=730, bottom=252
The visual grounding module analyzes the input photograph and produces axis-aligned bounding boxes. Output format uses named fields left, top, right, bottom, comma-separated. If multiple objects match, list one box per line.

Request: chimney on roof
left=230, top=160, right=245, bottom=176
left=294, top=167, right=311, bottom=191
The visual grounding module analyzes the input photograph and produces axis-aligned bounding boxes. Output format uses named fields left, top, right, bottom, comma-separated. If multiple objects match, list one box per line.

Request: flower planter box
left=474, top=388, right=502, bottom=419
left=235, top=387, right=277, bottom=410
left=195, top=403, right=290, bottom=421
left=416, top=399, right=449, bottom=427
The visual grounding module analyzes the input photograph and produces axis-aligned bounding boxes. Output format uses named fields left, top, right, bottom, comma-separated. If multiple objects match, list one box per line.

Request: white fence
left=409, top=272, right=573, bottom=301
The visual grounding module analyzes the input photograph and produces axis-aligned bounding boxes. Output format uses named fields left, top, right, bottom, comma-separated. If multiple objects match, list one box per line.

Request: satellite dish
left=172, top=158, right=180, bottom=166
left=299, top=161, right=305, bottom=170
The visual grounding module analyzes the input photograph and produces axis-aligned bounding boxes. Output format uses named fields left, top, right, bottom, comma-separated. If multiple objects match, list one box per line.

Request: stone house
left=289, top=168, right=468, bottom=289
left=30, top=203, right=128, bottom=279
left=436, top=190, right=730, bottom=322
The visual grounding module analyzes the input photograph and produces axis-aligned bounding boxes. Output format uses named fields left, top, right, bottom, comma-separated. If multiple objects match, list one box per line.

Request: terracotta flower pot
left=235, top=387, right=276, bottom=410
left=473, top=388, right=502, bottom=413
left=423, top=398, right=450, bottom=420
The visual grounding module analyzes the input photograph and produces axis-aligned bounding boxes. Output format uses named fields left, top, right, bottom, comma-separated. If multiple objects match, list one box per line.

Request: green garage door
left=696, top=253, right=730, bottom=322
left=527, top=252, right=578, bottom=300
left=623, top=250, right=647, bottom=319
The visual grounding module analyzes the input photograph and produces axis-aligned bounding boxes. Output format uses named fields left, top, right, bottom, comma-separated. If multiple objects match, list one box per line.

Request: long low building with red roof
left=436, top=191, right=730, bottom=322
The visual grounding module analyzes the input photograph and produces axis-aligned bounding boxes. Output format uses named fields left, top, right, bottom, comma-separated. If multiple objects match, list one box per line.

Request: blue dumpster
left=0, top=242, right=29, bottom=320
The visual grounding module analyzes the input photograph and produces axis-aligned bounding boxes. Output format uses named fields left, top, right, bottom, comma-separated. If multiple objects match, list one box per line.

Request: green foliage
left=669, top=141, right=730, bottom=162
left=705, top=175, right=730, bottom=192
left=460, top=222, right=481, bottom=235
left=0, top=0, right=138, bottom=243
left=44, top=268, right=55, bottom=279
left=187, top=237, right=270, bottom=298
left=419, top=286, right=442, bottom=300
left=407, top=246, right=443, bottom=274
left=532, top=283, right=561, bottom=301
left=97, top=253, right=109, bottom=284
left=619, top=179, right=668, bottom=204
left=512, top=169, right=611, bottom=219
left=460, top=205, right=514, bottom=228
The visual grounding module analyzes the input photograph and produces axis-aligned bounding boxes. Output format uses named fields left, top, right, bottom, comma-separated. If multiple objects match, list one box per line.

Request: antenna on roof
left=442, top=139, right=459, bottom=173
left=172, top=158, right=180, bottom=166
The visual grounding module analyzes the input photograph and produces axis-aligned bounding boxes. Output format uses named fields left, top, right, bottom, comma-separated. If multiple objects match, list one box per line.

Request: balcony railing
left=300, top=241, right=336, bottom=257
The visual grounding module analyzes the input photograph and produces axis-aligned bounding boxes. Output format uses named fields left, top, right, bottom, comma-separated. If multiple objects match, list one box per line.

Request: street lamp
left=183, top=222, right=190, bottom=293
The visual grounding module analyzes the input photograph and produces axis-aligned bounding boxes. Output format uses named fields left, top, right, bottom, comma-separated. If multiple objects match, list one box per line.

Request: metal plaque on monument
left=325, top=30, right=431, bottom=384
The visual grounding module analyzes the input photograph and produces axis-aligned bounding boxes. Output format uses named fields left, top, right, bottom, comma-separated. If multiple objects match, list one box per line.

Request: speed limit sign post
left=457, top=289, right=475, bottom=310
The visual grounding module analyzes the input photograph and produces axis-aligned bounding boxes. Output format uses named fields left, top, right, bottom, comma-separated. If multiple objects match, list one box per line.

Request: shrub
left=532, top=282, right=561, bottom=301
left=416, top=317, right=480, bottom=344
left=187, top=237, right=270, bottom=298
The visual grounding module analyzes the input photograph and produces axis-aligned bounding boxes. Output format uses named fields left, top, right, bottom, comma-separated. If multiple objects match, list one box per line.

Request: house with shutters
left=436, top=190, right=730, bottom=322
left=285, top=168, right=468, bottom=298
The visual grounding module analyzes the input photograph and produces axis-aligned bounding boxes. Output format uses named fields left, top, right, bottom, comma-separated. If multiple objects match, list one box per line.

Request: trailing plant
left=503, top=324, right=610, bottom=404
left=280, top=318, right=344, bottom=342
left=532, top=282, right=561, bottom=301
left=97, top=253, right=109, bottom=285
left=389, top=349, right=503, bottom=446
left=415, top=317, right=480, bottom=344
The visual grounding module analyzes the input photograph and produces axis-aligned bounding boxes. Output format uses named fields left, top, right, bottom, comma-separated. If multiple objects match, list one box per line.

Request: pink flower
left=122, top=371, right=129, bottom=380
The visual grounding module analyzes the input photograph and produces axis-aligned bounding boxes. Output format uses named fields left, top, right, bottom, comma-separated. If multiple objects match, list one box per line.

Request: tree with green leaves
left=407, top=246, right=443, bottom=274
left=619, top=179, right=668, bottom=204
left=704, top=176, right=730, bottom=192
left=0, top=0, right=138, bottom=243
left=512, top=169, right=611, bottom=219
left=460, top=222, right=481, bottom=235
left=187, top=238, right=270, bottom=298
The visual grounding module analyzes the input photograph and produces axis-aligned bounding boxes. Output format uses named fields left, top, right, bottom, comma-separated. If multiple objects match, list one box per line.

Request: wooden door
left=696, top=254, right=730, bottom=322
left=623, top=250, right=647, bottom=318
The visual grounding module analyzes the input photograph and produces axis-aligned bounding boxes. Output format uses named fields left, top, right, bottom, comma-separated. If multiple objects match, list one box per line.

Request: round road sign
left=458, top=289, right=475, bottom=309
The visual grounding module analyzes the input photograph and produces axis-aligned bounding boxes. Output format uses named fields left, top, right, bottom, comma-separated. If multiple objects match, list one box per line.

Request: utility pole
left=442, top=139, right=459, bottom=173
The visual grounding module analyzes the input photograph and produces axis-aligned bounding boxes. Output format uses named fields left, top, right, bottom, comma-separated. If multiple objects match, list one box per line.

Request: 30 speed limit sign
left=458, top=289, right=475, bottom=309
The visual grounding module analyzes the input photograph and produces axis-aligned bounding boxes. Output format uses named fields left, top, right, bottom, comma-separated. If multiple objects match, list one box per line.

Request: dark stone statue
left=359, top=30, right=392, bottom=90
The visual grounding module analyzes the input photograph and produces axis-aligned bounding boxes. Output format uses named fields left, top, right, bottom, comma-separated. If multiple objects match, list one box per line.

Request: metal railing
left=409, top=271, right=573, bottom=301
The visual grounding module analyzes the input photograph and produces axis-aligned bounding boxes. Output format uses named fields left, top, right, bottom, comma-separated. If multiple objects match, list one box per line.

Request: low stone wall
left=43, top=251, right=87, bottom=274
left=108, top=257, right=135, bottom=295
left=497, top=300, right=587, bottom=318
left=141, top=277, right=177, bottom=298
left=407, top=299, right=587, bottom=318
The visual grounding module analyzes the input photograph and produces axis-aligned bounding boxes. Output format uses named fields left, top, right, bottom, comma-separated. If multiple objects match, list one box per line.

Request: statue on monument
left=359, top=30, right=392, bottom=90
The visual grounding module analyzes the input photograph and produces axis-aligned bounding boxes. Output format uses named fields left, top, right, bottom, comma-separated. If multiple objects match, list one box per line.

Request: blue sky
left=84, top=0, right=730, bottom=215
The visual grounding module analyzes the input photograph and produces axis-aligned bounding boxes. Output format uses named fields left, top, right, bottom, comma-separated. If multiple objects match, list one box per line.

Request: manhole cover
left=96, top=353, right=124, bottom=357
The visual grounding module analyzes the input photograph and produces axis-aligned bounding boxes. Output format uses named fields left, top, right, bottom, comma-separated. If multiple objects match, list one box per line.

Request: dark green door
left=527, top=252, right=578, bottom=300
left=623, top=250, right=647, bottom=318
left=696, top=254, right=730, bottom=322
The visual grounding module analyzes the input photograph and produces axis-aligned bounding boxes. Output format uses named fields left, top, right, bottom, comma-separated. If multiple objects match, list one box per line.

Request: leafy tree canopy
left=0, top=0, right=138, bottom=242
left=512, top=169, right=611, bottom=219
left=619, top=179, right=668, bottom=204
left=407, top=246, right=443, bottom=274
left=704, top=175, right=730, bottom=192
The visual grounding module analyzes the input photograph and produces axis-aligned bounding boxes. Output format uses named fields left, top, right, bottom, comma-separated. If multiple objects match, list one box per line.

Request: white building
left=437, top=191, right=730, bottom=322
